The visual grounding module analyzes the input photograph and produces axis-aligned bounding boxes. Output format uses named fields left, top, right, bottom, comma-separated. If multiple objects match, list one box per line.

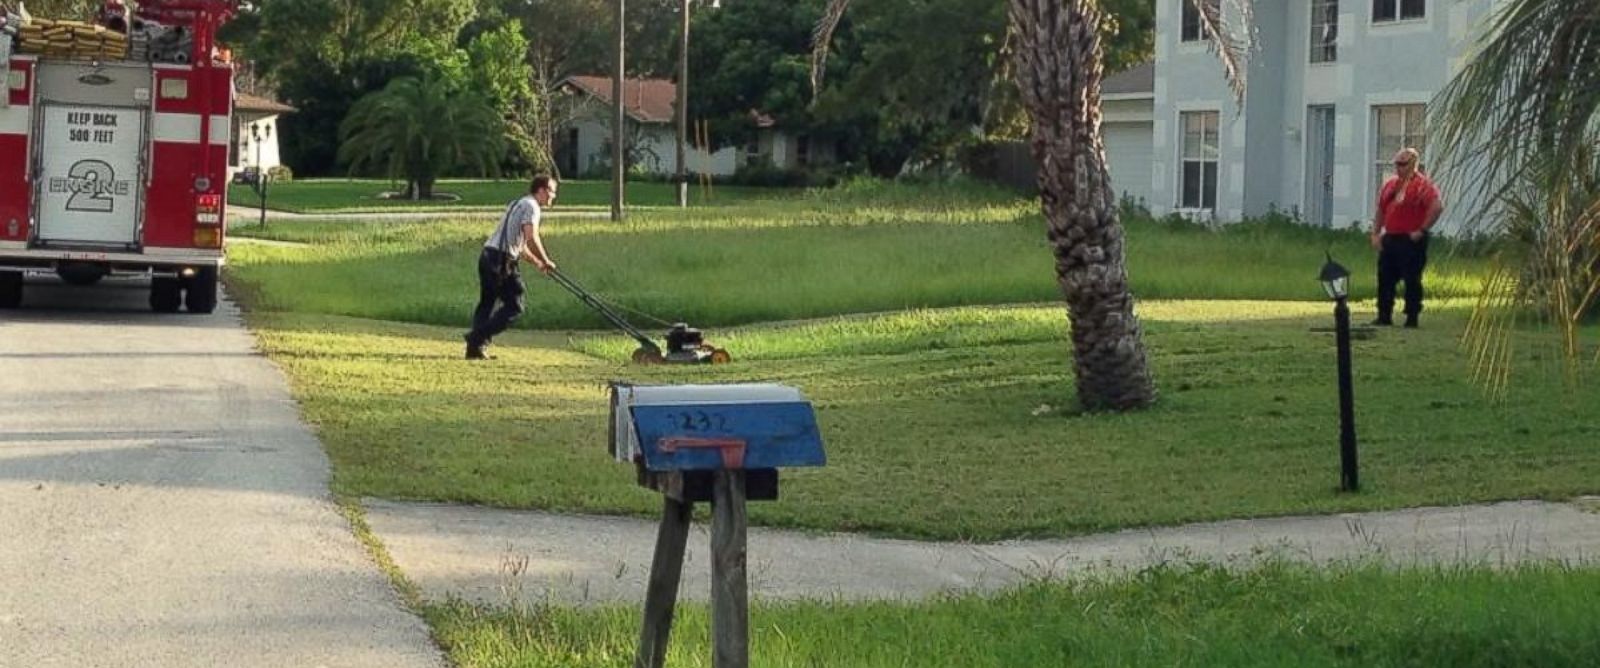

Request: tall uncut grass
left=226, top=178, right=785, bottom=213
left=228, top=179, right=1492, bottom=331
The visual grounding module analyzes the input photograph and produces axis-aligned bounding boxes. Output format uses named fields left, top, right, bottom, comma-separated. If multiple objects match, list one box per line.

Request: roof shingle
left=562, top=76, right=677, bottom=124
left=235, top=92, right=297, bottom=114
left=1102, top=61, right=1154, bottom=97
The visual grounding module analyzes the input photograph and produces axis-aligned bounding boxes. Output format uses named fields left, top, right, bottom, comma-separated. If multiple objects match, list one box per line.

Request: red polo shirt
left=1377, top=174, right=1441, bottom=235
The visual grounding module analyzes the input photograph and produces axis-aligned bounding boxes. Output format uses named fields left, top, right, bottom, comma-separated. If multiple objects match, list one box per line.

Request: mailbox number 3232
left=669, top=411, right=727, bottom=432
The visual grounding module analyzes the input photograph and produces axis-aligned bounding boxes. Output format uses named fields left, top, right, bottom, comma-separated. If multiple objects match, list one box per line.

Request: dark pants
left=467, top=248, right=525, bottom=347
left=1376, top=233, right=1429, bottom=322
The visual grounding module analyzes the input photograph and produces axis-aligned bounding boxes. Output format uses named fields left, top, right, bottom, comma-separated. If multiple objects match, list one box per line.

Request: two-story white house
left=1106, top=0, right=1501, bottom=232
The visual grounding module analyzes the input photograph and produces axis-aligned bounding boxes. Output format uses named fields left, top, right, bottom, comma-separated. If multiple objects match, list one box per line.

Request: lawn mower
left=547, top=269, right=731, bottom=365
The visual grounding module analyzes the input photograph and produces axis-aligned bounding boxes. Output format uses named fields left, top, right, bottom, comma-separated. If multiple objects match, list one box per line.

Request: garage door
left=1102, top=121, right=1155, bottom=208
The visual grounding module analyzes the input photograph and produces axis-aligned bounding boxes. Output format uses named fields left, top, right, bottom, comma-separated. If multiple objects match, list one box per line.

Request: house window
left=1180, top=0, right=1219, bottom=42
left=1179, top=110, right=1219, bottom=210
left=1372, top=0, right=1424, bottom=22
left=1310, top=0, right=1338, bottom=63
left=744, top=137, right=762, bottom=167
left=796, top=135, right=810, bottom=167
left=1371, top=103, right=1426, bottom=205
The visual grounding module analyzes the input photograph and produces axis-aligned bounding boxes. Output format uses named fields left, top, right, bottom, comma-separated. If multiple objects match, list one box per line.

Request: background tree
left=1100, top=0, right=1156, bottom=73
left=7, top=0, right=98, bottom=19
left=687, top=0, right=823, bottom=156
left=1429, top=0, right=1600, bottom=387
left=465, top=22, right=546, bottom=173
left=815, top=0, right=1012, bottom=170
left=225, top=0, right=475, bottom=175
left=338, top=75, right=505, bottom=199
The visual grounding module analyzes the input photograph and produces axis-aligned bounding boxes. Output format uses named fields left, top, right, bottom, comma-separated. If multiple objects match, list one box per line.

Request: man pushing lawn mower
left=463, top=174, right=730, bottom=365
left=464, top=175, right=559, bottom=360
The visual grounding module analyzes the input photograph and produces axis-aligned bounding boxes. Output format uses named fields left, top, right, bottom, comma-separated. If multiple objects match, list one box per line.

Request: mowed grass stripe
left=243, top=305, right=1600, bottom=541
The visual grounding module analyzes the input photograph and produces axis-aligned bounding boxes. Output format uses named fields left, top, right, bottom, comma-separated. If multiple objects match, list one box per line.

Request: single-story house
left=1102, top=0, right=1501, bottom=233
left=556, top=75, right=831, bottom=178
left=231, top=92, right=295, bottom=176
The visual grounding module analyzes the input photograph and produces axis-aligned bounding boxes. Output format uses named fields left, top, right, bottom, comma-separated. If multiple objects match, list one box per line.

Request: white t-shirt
left=484, top=195, right=541, bottom=259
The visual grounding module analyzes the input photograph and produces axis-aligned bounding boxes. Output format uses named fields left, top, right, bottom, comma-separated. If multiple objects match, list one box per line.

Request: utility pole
left=675, top=0, right=690, bottom=208
left=612, top=0, right=626, bottom=222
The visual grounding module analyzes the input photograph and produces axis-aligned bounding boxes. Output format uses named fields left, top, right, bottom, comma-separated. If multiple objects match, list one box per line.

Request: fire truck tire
left=185, top=268, right=219, bottom=314
left=150, top=277, right=183, bottom=313
left=0, top=272, right=22, bottom=309
left=57, top=263, right=107, bottom=286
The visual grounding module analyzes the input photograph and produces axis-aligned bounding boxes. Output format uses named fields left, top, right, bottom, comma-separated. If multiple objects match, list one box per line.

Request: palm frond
left=1189, top=0, right=1255, bottom=107
left=1431, top=0, right=1600, bottom=379
left=337, top=75, right=505, bottom=185
left=1430, top=1, right=1600, bottom=229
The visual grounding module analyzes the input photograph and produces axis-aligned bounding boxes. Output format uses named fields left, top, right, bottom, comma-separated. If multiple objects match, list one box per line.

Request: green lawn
left=225, top=180, right=1599, bottom=540
left=226, top=178, right=784, bottom=213
left=427, top=561, right=1600, bottom=667
left=243, top=303, right=1600, bottom=541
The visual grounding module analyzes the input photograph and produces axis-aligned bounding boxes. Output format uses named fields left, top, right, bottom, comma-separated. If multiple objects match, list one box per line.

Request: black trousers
left=1376, top=233, right=1429, bottom=321
left=468, top=248, right=525, bottom=346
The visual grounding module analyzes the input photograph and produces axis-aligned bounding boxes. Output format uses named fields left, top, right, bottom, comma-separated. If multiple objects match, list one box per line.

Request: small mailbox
left=609, top=382, right=825, bottom=502
left=611, top=382, right=825, bottom=470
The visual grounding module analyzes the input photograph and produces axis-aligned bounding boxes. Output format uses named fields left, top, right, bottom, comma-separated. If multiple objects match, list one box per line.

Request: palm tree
left=812, top=0, right=1251, bottom=411
left=1429, top=0, right=1600, bottom=389
left=338, top=75, right=506, bottom=200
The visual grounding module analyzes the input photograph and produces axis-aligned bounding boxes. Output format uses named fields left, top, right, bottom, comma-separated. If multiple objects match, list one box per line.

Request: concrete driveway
left=0, top=277, right=441, bottom=667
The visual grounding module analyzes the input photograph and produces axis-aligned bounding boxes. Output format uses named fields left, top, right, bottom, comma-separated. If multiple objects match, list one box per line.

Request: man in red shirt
left=1369, top=147, right=1444, bottom=328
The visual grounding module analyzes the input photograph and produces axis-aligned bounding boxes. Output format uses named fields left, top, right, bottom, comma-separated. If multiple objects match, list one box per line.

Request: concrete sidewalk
left=367, top=497, right=1600, bottom=608
left=0, top=283, right=442, bottom=667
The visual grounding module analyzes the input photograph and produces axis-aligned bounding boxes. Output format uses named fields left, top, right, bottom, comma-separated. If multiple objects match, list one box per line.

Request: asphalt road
left=0, top=277, right=441, bottom=667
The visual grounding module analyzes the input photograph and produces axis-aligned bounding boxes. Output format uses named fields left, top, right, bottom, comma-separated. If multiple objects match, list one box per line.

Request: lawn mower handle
left=545, top=269, right=662, bottom=353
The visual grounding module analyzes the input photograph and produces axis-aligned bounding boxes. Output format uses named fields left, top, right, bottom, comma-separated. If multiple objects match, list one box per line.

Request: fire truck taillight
left=193, top=228, right=222, bottom=248
left=195, top=194, right=223, bottom=226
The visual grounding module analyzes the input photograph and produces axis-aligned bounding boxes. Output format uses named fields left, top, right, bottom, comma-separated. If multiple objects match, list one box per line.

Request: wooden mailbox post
left=610, top=383, right=827, bottom=668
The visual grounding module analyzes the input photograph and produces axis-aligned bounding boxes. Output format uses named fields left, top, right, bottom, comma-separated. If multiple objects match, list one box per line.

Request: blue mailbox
left=610, top=382, right=825, bottom=502
left=610, top=382, right=826, bottom=471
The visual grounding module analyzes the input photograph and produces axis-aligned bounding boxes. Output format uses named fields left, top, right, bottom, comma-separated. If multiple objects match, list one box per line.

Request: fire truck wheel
left=185, top=268, right=219, bottom=314
left=0, top=272, right=22, bottom=309
left=150, top=277, right=183, bottom=313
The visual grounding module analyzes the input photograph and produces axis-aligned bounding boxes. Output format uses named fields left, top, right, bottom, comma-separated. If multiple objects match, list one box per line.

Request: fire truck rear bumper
left=0, top=242, right=225, bottom=274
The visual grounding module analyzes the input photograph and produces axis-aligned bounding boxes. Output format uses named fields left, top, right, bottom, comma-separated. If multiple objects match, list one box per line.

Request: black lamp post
left=1319, top=254, right=1359, bottom=492
left=251, top=123, right=271, bottom=229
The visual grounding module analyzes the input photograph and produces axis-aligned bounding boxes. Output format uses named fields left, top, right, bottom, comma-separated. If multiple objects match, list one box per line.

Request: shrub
left=728, top=162, right=812, bottom=188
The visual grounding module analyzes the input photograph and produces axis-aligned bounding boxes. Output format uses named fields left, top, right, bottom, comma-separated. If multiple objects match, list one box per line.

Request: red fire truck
left=0, top=0, right=237, bottom=313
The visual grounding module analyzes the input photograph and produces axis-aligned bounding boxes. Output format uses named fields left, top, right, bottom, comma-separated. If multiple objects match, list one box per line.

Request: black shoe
left=1403, top=317, right=1418, bottom=329
left=1369, top=318, right=1394, bottom=327
left=463, top=333, right=492, bottom=359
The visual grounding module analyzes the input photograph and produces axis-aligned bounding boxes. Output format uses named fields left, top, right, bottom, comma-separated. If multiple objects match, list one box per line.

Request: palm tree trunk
left=1009, top=0, right=1156, bottom=411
